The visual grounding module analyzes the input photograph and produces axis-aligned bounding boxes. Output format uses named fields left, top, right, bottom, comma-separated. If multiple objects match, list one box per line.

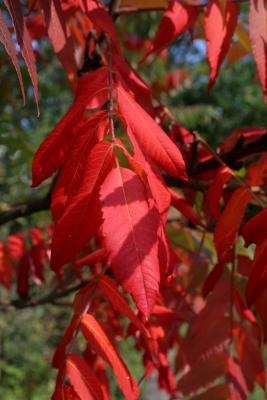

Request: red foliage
left=1, top=0, right=267, bottom=399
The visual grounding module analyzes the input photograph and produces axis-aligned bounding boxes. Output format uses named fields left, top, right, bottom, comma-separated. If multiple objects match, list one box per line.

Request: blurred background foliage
left=0, top=5, right=266, bottom=399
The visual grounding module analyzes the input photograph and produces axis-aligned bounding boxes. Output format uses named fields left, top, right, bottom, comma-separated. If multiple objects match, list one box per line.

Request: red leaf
left=117, top=82, right=187, bottom=179
left=249, top=0, right=267, bottom=101
left=177, top=353, right=228, bottom=396
left=204, top=0, right=239, bottom=90
left=4, top=0, right=39, bottom=112
left=207, top=166, right=234, bottom=219
left=202, top=262, right=225, bottom=298
left=16, top=254, right=30, bottom=297
left=144, top=0, right=198, bottom=59
left=51, top=110, right=109, bottom=222
left=0, top=242, right=13, bottom=289
left=170, top=189, right=203, bottom=226
left=246, top=238, right=267, bottom=305
left=189, top=384, right=231, bottom=400
left=40, top=0, right=77, bottom=88
left=113, top=52, right=154, bottom=115
left=121, top=132, right=171, bottom=221
left=32, top=67, right=108, bottom=187
left=75, top=248, right=107, bottom=267
left=98, top=275, right=150, bottom=337
left=242, top=207, right=267, bottom=247
left=214, top=188, right=252, bottom=261
left=51, top=141, right=115, bottom=271
left=85, top=0, right=121, bottom=54
left=0, top=9, right=25, bottom=103
left=100, top=166, right=160, bottom=317
left=80, top=314, right=139, bottom=400
left=26, top=12, right=47, bottom=40
left=236, top=328, right=265, bottom=390
left=52, top=315, right=80, bottom=368
left=66, top=354, right=106, bottom=400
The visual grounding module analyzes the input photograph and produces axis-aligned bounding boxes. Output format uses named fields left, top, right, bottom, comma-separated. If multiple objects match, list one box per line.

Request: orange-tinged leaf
left=66, top=354, right=106, bottom=400
left=98, top=276, right=150, bottom=337
left=204, top=0, right=239, bottom=90
left=100, top=166, right=160, bottom=317
left=249, top=0, right=267, bottom=101
left=117, top=82, right=187, bottom=180
left=214, top=187, right=252, bottom=261
left=80, top=314, right=139, bottom=400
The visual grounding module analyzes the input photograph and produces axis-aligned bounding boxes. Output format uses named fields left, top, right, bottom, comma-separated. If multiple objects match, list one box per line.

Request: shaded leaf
left=51, top=141, right=115, bottom=271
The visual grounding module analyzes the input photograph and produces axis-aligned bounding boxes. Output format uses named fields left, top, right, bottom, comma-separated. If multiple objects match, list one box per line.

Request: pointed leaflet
left=66, top=354, right=106, bottom=400
left=4, top=0, right=39, bottom=112
left=246, top=238, right=267, bottom=305
left=121, top=129, right=171, bottom=221
left=249, top=0, right=267, bottom=101
left=144, top=0, right=198, bottom=59
left=207, top=166, right=234, bottom=219
left=242, top=207, right=267, bottom=247
left=100, top=166, right=160, bottom=317
left=98, top=276, right=149, bottom=337
left=40, top=0, right=77, bottom=88
left=204, top=0, right=239, bottom=90
left=53, top=314, right=80, bottom=368
left=0, top=10, right=25, bottom=103
left=32, top=67, right=108, bottom=187
left=51, top=110, right=109, bottom=222
left=80, top=314, right=139, bottom=400
left=51, top=141, right=115, bottom=271
left=117, top=82, right=187, bottom=179
left=214, top=188, right=252, bottom=261
left=236, top=328, right=265, bottom=390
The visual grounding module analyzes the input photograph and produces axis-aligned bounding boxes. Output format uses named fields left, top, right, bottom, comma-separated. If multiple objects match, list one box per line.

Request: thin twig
left=0, top=281, right=88, bottom=311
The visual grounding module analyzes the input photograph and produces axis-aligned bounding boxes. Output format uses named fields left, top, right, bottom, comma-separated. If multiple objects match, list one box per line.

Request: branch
left=190, top=132, right=267, bottom=176
left=0, top=193, right=50, bottom=226
left=0, top=281, right=88, bottom=311
left=109, top=0, right=121, bottom=16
